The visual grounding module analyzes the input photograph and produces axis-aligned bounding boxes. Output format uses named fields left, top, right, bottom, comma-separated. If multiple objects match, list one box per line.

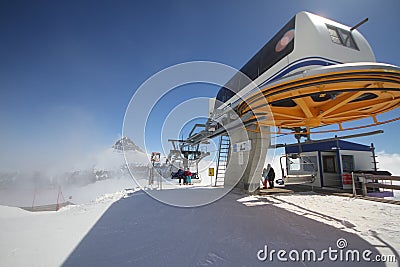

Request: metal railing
left=351, top=172, right=400, bottom=197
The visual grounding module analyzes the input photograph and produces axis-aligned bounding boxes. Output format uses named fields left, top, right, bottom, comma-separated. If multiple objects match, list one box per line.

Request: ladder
left=215, top=135, right=230, bottom=186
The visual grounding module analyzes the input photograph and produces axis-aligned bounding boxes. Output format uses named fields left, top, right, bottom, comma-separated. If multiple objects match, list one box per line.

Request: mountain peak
left=112, top=137, right=144, bottom=152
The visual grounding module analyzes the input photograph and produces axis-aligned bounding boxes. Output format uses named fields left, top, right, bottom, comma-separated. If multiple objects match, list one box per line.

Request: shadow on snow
left=63, top=189, right=386, bottom=266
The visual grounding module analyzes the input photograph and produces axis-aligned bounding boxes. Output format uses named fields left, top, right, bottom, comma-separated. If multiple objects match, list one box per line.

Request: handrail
left=356, top=174, right=400, bottom=181
left=352, top=172, right=399, bottom=197
left=365, top=183, right=400, bottom=190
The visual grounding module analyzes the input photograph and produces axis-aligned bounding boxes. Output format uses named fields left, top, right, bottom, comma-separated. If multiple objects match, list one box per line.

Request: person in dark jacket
left=267, top=164, right=275, bottom=189
left=177, top=168, right=185, bottom=185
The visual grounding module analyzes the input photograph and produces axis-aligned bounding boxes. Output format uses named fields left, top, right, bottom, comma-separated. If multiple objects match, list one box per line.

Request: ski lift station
left=281, top=139, right=378, bottom=190
left=162, top=11, right=400, bottom=196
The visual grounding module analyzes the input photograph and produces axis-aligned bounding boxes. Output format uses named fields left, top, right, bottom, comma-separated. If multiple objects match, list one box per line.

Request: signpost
left=209, top=168, right=214, bottom=186
left=150, top=152, right=162, bottom=189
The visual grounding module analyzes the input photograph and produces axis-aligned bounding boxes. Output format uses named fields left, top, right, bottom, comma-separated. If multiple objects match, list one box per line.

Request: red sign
left=342, top=173, right=352, bottom=185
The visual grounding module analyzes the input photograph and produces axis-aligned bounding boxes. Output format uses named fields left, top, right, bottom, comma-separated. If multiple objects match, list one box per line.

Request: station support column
left=225, top=124, right=270, bottom=193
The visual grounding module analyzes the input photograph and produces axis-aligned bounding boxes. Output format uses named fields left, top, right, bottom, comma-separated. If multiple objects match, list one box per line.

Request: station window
left=323, top=155, right=337, bottom=173
left=216, top=16, right=296, bottom=105
left=303, top=156, right=318, bottom=172
left=341, top=155, right=354, bottom=173
left=288, top=157, right=301, bottom=171
left=326, top=24, right=359, bottom=50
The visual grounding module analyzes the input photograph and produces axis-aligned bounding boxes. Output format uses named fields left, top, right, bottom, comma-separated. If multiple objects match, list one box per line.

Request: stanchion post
left=209, top=168, right=214, bottom=187
left=351, top=172, right=356, bottom=197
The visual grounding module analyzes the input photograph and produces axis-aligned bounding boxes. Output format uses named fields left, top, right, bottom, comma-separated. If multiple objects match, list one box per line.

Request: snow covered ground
left=238, top=193, right=400, bottom=264
left=1, top=138, right=399, bottom=266
left=0, top=173, right=139, bottom=207
left=0, top=187, right=135, bottom=267
left=0, top=147, right=399, bottom=266
left=1, top=181, right=399, bottom=266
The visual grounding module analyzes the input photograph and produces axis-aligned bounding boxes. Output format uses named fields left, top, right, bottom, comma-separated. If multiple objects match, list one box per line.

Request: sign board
left=232, top=140, right=251, bottom=152
left=342, top=173, right=353, bottom=190
left=208, top=168, right=215, bottom=176
left=151, top=152, right=161, bottom=162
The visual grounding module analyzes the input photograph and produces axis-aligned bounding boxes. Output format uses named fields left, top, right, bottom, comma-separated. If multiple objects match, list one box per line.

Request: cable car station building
left=283, top=140, right=376, bottom=190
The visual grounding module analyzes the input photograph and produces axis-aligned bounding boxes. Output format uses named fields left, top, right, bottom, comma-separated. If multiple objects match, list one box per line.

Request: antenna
left=350, top=18, right=368, bottom=31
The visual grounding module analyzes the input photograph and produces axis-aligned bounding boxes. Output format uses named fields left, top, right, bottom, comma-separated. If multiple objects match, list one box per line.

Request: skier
left=184, top=168, right=193, bottom=185
left=177, top=168, right=185, bottom=185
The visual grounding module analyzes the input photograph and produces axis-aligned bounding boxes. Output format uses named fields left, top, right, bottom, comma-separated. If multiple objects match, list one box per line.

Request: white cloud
left=377, top=151, right=400, bottom=176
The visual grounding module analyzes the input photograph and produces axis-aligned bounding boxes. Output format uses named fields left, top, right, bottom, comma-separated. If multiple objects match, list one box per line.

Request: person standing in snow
left=177, top=168, right=185, bottom=185
left=267, top=164, right=275, bottom=189
left=262, top=167, right=268, bottom=189
left=184, top=168, right=193, bottom=185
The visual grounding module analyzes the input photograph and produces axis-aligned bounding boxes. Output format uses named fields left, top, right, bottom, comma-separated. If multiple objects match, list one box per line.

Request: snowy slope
left=1, top=188, right=399, bottom=267
left=0, top=189, right=134, bottom=267
left=0, top=144, right=149, bottom=207
left=238, top=193, right=400, bottom=262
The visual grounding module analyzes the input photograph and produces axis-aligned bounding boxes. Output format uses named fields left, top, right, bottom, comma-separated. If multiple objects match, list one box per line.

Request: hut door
left=321, top=153, right=340, bottom=188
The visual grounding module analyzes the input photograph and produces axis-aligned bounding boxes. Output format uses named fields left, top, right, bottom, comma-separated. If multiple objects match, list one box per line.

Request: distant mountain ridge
left=112, top=137, right=144, bottom=152
left=0, top=137, right=149, bottom=189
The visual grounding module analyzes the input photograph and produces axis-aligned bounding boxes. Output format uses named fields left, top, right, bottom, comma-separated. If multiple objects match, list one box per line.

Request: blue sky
left=0, top=0, right=399, bottom=169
